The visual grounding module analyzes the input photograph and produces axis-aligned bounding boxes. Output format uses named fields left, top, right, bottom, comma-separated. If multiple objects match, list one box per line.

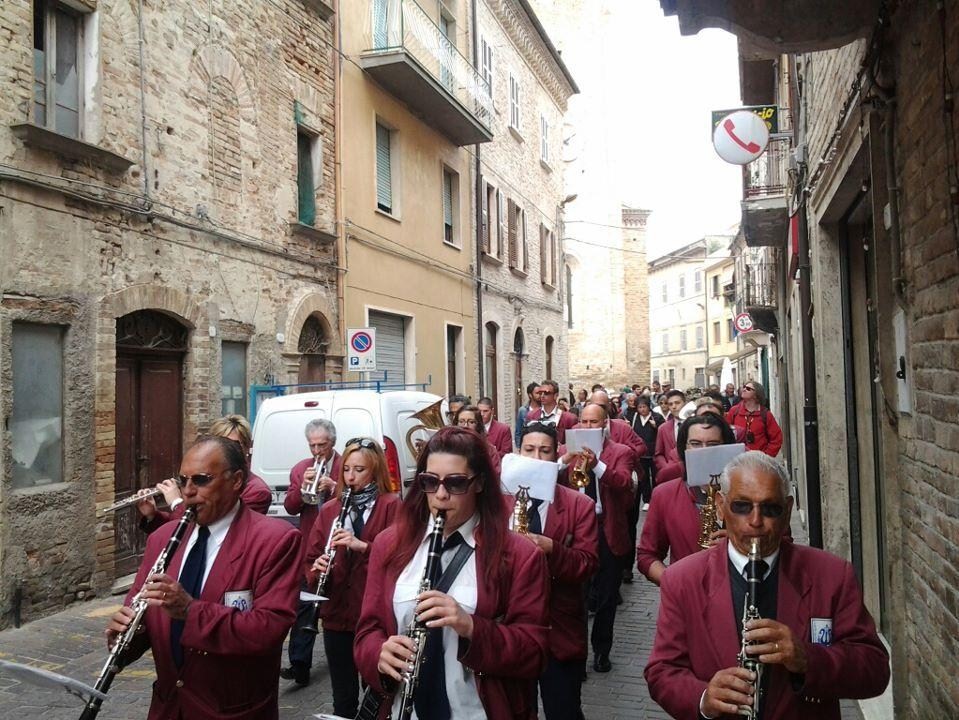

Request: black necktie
left=415, top=531, right=464, bottom=720
left=171, top=525, right=210, bottom=668
left=745, top=559, right=770, bottom=582
left=351, top=503, right=366, bottom=539
left=527, top=498, right=543, bottom=535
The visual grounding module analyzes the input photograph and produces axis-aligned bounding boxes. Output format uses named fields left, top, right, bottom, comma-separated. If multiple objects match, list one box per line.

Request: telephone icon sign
left=723, top=118, right=761, bottom=154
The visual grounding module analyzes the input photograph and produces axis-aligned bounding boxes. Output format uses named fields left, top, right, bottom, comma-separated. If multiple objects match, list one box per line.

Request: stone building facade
left=0, top=0, right=339, bottom=625
left=472, top=0, right=576, bottom=425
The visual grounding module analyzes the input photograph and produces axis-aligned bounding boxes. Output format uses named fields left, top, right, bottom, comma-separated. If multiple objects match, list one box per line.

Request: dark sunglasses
left=742, top=386, right=755, bottom=392
left=416, top=472, right=477, bottom=495
left=728, top=500, right=785, bottom=518
left=345, top=437, right=379, bottom=450
left=176, top=472, right=219, bottom=488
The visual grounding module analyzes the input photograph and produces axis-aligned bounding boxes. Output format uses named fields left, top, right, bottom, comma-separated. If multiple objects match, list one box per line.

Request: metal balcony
left=739, top=261, right=778, bottom=333
left=361, top=0, right=493, bottom=146
left=741, top=137, right=790, bottom=248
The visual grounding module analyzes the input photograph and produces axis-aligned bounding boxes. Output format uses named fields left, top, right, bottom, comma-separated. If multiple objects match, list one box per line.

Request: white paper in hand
left=565, top=428, right=604, bottom=456
left=500, top=453, right=558, bottom=503
left=684, top=443, right=746, bottom=487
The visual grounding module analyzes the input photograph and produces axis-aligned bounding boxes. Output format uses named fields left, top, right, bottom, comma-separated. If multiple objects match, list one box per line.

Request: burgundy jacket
left=726, top=404, right=784, bottom=456
left=285, top=451, right=341, bottom=564
left=557, top=438, right=634, bottom=556
left=125, top=505, right=301, bottom=720
left=653, top=416, right=681, bottom=475
left=609, top=417, right=647, bottom=478
left=645, top=540, right=890, bottom=720
left=487, top=419, right=514, bottom=456
left=304, top=492, right=400, bottom=632
left=354, top=525, right=550, bottom=720
left=140, top=472, right=272, bottom=534
left=525, top=406, right=578, bottom=444
left=636, top=478, right=704, bottom=578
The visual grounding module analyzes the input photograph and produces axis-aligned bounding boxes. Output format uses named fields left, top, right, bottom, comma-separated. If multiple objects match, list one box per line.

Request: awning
left=707, top=346, right=758, bottom=373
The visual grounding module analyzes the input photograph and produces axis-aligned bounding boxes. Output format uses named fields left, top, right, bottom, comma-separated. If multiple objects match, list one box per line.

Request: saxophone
left=736, top=537, right=765, bottom=718
left=697, top=474, right=721, bottom=549
left=512, top=485, right=531, bottom=534
left=302, top=487, right=353, bottom=634
left=79, top=508, right=196, bottom=720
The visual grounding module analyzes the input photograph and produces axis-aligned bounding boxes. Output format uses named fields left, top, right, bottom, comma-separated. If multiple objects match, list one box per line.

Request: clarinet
left=353, top=510, right=446, bottom=720
left=736, top=537, right=764, bottom=719
left=302, top=487, right=353, bottom=634
left=79, top=508, right=196, bottom=720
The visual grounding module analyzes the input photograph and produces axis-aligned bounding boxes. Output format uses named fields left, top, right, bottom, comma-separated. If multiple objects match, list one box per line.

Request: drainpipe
left=472, top=0, right=485, bottom=398
left=334, top=0, right=346, bottom=379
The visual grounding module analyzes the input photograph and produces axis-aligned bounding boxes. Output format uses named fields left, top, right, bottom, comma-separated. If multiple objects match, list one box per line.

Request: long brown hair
left=387, top=427, right=507, bottom=585
left=335, top=439, right=393, bottom=498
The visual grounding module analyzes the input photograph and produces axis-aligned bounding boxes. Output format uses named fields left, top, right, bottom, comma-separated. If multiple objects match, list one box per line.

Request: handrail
left=744, top=137, right=790, bottom=200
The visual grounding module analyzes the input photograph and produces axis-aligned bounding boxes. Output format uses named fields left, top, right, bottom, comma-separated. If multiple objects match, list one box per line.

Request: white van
left=249, top=389, right=442, bottom=520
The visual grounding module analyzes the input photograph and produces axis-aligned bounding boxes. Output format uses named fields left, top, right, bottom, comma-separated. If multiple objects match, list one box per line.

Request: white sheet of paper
left=684, top=443, right=746, bottom=487
left=564, top=428, right=604, bottom=456
left=500, top=453, right=558, bottom=503
left=299, top=591, right=329, bottom=603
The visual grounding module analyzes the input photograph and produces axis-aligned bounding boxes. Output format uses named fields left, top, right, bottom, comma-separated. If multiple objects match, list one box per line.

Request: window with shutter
left=497, top=190, right=506, bottom=258
left=521, top=209, right=528, bottom=272
left=539, top=224, right=547, bottom=282
left=442, top=169, right=454, bottom=244
left=481, top=181, right=490, bottom=253
left=507, top=199, right=517, bottom=268
left=376, top=123, right=392, bottom=213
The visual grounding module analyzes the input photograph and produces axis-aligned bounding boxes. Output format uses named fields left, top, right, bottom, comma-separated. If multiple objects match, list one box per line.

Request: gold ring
left=775, top=642, right=780, bottom=652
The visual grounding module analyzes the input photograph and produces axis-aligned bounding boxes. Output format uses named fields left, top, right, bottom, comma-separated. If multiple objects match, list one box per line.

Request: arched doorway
left=114, top=310, right=188, bottom=576
left=513, top=327, right=525, bottom=420
left=298, top=314, right=330, bottom=387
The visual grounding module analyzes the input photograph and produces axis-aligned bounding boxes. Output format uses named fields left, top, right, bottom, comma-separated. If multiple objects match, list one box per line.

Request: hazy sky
left=534, top=0, right=744, bottom=258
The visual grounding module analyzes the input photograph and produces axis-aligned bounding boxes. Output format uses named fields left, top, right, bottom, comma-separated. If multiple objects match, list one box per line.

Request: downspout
left=136, top=0, right=150, bottom=200
left=472, top=0, right=485, bottom=397
left=334, top=0, right=347, bottom=378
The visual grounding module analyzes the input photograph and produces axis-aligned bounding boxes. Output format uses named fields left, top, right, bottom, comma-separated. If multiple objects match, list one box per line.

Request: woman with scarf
left=354, top=426, right=550, bottom=720
left=304, top=437, right=400, bottom=717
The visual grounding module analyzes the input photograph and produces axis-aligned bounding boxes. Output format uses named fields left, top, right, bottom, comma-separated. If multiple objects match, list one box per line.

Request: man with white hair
left=645, top=452, right=889, bottom=719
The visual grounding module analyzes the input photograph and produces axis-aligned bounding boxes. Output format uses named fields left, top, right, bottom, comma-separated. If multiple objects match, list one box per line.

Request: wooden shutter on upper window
left=497, top=190, right=506, bottom=258
left=521, top=209, right=529, bottom=271
left=539, top=224, right=547, bottom=281
left=481, top=180, right=490, bottom=253
left=508, top=199, right=517, bottom=268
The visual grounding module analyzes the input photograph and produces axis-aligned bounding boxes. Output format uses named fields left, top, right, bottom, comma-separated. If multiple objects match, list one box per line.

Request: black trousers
left=323, top=629, right=360, bottom=717
left=625, top=494, right=641, bottom=575
left=591, top=528, right=624, bottom=657
left=539, top=655, right=586, bottom=720
left=288, top=581, right=317, bottom=669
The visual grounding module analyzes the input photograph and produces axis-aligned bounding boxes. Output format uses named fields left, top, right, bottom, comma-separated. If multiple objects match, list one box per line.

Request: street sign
left=347, top=328, right=376, bottom=372
left=712, top=110, right=770, bottom=165
left=734, top=313, right=755, bottom=333
left=711, top=105, right=779, bottom=134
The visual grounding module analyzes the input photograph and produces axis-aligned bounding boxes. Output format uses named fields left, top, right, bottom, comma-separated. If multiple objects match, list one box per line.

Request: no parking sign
left=347, top=328, right=376, bottom=371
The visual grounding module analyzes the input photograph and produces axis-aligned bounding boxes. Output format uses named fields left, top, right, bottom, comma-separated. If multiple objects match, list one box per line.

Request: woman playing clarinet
left=305, top=437, right=401, bottom=718
left=354, top=426, right=550, bottom=720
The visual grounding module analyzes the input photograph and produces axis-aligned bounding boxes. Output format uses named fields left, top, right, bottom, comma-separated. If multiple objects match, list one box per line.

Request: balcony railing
left=363, top=0, right=493, bottom=143
left=743, top=136, right=790, bottom=200
left=742, top=261, right=777, bottom=308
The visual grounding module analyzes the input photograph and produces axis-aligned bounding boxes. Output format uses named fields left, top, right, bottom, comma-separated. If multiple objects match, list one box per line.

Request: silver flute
left=101, top=486, right=168, bottom=513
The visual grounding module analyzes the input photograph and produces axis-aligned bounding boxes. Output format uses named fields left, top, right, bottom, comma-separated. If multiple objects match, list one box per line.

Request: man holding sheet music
left=501, top=423, right=599, bottom=720
left=556, top=403, right=634, bottom=674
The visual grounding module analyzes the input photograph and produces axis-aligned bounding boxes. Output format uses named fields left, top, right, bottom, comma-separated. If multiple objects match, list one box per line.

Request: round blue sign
left=351, top=331, right=372, bottom=353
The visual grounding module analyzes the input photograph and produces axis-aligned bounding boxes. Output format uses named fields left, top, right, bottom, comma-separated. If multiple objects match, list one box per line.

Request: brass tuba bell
left=405, top=399, right=447, bottom=458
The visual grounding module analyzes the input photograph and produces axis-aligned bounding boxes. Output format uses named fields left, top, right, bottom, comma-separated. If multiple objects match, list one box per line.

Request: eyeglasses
left=345, top=437, right=378, bottom=450
left=742, top=386, right=755, bottom=392
left=457, top=419, right=478, bottom=426
left=727, top=500, right=785, bottom=518
left=176, top=472, right=220, bottom=488
left=416, top=472, right=477, bottom=494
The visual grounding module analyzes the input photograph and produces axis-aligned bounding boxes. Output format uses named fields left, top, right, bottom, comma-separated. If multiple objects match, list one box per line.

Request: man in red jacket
left=517, top=422, right=599, bottom=720
left=645, top=451, right=889, bottom=719
left=526, top=379, right=578, bottom=443
left=105, top=436, right=301, bottom=720
left=479, top=396, right=514, bottom=456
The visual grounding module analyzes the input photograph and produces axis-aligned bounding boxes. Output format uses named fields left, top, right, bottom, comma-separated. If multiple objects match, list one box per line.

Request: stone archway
left=283, top=292, right=342, bottom=386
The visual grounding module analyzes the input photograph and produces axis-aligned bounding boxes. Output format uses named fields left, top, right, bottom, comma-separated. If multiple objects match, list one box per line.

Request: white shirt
left=538, top=405, right=560, bottom=424
left=342, top=491, right=376, bottom=534
left=178, top=500, right=241, bottom=593
left=727, top=540, right=779, bottom=581
left=392, top=514, right=484, bottom=720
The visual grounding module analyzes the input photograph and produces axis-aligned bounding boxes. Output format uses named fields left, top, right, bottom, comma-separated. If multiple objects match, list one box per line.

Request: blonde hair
left=209, top=414, right=253, bottom=451
left=336, top=439, right=393, bottom=497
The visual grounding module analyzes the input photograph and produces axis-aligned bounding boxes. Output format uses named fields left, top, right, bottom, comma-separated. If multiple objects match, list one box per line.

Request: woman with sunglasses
left=454, top=404, right=504, bottom=477
left=303, top=437, right=400, bottom=718
left=725, top=380, right=783, bottom=456
left=354, top=427, right=550, bottom=720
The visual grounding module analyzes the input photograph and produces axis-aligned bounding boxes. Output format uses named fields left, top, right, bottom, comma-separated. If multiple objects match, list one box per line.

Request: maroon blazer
left=304, top=492, right=400, bottom=632
left=125, top=505, right=301, bottom=720
left=609, top=417, right=647, bottom=480
left=285, top=451, right=341, bottom=563
left=487, top=419, right=514, bottom=456
left=525, top=406, right=578, bottom=444
left=645, top=540, right=890, bottom=720
left=354, top=525, right=550, bottom=720
left=140, top=473, right=272, bottom=534
left=653, top=416, right=681, bottom=474
left=558, top=439, right=634, bottom=556
left=636, top=478, right=704, bottom=578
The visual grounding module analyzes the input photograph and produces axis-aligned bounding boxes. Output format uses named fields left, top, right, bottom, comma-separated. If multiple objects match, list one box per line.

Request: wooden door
left=114, top=354, right=183, bottom=576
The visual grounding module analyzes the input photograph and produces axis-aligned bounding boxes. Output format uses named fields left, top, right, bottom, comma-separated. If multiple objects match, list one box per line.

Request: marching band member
left=137, top=414, right=271, bottom=533
left=304, top=438, right=400, bottom=718
left=645, top=452, right=889, bottom=719
left=653, top=389, right=687, bottom=481
left=354, top=427, right=549, bottom=719
left=454, top=404, right=503, bottom=476
left=637, top=414, right=736, bottom=586
left=478, top=396, right=515, bottom=456
left=557, top=403, right=633, bottom=673
left=106, top=436, right=300, bottom=720
left=514, top=423, right=599, bottom=720
left=283, top=418, right=341, bottom=686
left=526, top=380, right=577, bottom=443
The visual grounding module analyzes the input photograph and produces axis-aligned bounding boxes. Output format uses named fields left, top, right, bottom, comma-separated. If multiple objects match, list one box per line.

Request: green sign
left=711, top=105, right=779, bottom=135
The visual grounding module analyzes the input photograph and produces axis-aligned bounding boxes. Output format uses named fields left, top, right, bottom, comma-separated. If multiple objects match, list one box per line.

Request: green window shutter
left=376, top=124, right=392, bottom=212
left=296, top=131, right=316, bottom=226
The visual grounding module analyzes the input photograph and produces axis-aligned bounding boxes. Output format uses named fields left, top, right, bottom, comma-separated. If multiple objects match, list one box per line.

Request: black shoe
left=280, top=665, right=310, bottom=686
left=616, top=590, right=624, bottom=605
left=622, top=571, right=633, bottom=584
left=593, top=654, right=612, bottom=673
